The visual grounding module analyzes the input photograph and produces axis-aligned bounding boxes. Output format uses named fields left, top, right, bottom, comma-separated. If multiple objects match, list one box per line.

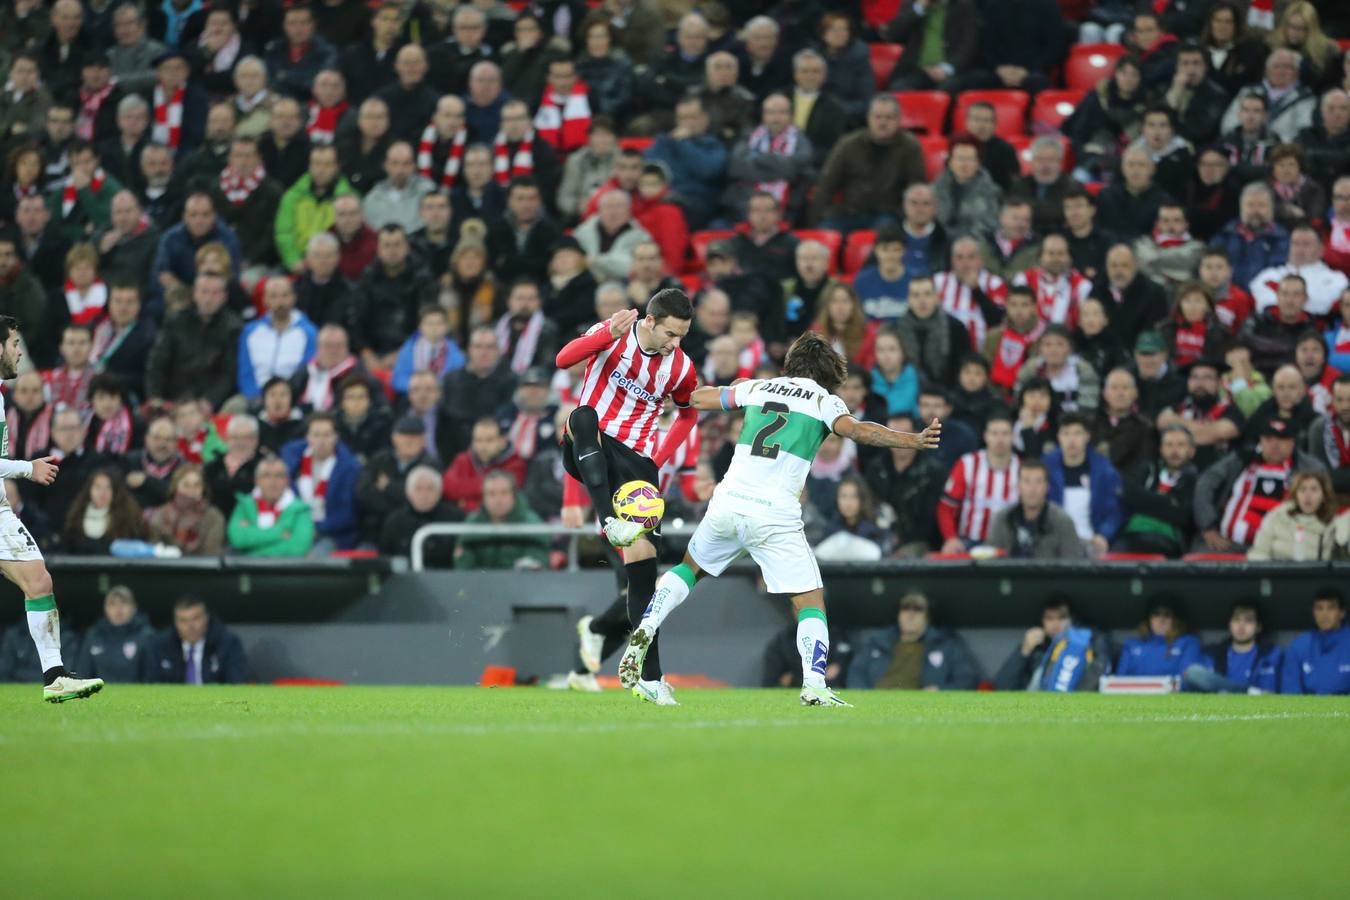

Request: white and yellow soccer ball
left=612, top=480, right=664, bottom=533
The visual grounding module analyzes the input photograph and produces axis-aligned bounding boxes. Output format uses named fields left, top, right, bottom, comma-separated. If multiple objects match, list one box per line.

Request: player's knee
left=24, top=567, right=53, bottom=599
left=569, top=405, right=599, bottom=432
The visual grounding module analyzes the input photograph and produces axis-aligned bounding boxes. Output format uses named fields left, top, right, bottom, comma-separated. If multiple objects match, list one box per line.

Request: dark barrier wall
left=1, top=559, right=1344, bottom=686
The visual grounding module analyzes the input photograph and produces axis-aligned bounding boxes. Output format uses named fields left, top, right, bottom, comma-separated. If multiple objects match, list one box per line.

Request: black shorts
left=562, top=430, right=663, bottom=539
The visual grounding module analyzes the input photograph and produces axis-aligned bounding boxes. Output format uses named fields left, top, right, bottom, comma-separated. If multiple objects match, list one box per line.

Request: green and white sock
left=640, top=564, right=695, bottom=632
left=25, top=594, right=64, bottom=672
left=797, top=608, right=829, bottom=689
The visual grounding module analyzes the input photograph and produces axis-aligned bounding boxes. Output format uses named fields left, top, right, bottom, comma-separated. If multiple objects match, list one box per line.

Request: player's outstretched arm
left=0, top=456, right=51, bottom=482
left=690, top=381, right=760, bottom=412
left=555, top=307, right=640, bottom=368
left=834, top=416, right=942, bottom=450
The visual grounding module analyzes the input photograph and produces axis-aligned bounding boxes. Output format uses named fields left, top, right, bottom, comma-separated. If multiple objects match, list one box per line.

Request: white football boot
left=800, top=682, right=851, bottom=707
left=43, top=674, right=105, bottom=704
left=633, top=678, right=678, bottom=706
left=576, top=615, right=604, bottom=673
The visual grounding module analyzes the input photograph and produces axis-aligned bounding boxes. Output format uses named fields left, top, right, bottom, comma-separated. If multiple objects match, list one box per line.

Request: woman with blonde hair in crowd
left=1248, top=469, right=1340, bottom=561
left=1266, top=2, right=1340, bottom=86
left=810, top=282, right=878, bottom=369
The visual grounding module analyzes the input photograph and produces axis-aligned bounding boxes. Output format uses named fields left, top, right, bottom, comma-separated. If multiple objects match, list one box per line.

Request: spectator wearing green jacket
left=45, top=141, right=123, bottom=242
left=274, top=144, right=357, bottom=272
left=227, top=456, right=315, bottom=557
left=454, top=470, right=549, bottom=571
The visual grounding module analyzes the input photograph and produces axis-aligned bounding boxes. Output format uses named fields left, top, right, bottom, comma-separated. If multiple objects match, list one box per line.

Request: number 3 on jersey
left=749, top=402, right=789, bottom=459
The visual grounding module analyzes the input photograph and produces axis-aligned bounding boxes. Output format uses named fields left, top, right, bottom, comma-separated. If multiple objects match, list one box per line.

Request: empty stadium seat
left=690, top=229, right=737, bottom=267
left=869, top=43, right=904, bottom=89
left=1031, top=89, right=1086, bottom=133
left=793, top=229, right=843, bottom=273
left=862, top=0, right=902, bottom=28
left=843, top=229, right=877, bottom=275
left=919, top=135, right=949, bottom=181
left=1065, top=43, right=1126, bottom=91
left=954, top=90, right=1029, bottom=140
left=618, top=136, right=654, bottom=153
left=895, top=90, right=950, bottom=134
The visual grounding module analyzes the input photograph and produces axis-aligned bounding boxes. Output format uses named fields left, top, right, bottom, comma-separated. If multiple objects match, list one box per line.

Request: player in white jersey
left=617, top=332, right=942, bottom=706
left=0, top=316, right=104, bottom=702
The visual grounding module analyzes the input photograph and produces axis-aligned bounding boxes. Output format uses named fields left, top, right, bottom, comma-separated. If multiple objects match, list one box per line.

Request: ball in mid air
left=612, top=480, right=664, bottom=533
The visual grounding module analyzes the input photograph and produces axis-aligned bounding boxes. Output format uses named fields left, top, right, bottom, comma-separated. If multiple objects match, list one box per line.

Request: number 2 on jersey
left=749, top=402, right=790, bottom=459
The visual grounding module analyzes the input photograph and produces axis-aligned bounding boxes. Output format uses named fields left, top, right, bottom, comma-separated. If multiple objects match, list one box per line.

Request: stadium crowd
left=0, top=0, right=1348, bottom=577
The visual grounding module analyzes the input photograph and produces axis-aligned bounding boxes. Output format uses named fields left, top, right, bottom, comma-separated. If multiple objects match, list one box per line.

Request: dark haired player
left=618, top=332, right=942, bottom=707
left=555, top=289, right=697, bottom=705
left=0, top=316, right=104, bottom=702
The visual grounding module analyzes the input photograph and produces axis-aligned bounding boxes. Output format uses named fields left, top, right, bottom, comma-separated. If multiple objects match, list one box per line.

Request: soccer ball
left=613, top=480, right=664, bottom=533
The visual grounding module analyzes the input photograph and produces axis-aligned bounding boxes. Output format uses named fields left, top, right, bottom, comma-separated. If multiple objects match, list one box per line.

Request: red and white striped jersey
left=941, top=450, right=1021, bottom=542
left=1220, top=460, right=1292, bottom=545
left=575, top=321, right=698, bottom=458
left=935, top=270, right=1007, bottom=351
left=1014, top=267, right=1093, bottom=329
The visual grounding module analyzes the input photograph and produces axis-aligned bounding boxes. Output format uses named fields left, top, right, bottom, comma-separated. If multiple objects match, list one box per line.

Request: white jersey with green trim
left=0, top=389, right=34, bottom=507
left=714, top=377, right=850, bottom=525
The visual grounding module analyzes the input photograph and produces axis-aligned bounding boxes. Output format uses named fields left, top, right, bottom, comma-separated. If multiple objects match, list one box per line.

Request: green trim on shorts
left=670, top=563, right=697, bottom=590
left=797, top=607, right=827, bottom=623
left=24, top=594, right=55, bottom=612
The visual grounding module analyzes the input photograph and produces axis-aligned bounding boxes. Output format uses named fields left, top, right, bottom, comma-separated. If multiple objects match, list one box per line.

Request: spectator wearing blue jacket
left=1116, top=597, right=1204, bottom=677
left=644, top=95, right=728, bottom=230
left=281, top=412, right=362, bottom=552
left=1182, top=601, right=1283, bottom=693
left=1280, top=588, right=1350, bottom=695
left=868, top=327, right=918, bottom=417
left=238, top=278, right=318, bottom=400
left=1043, top=412, right=1124, bottom=554
left=147, top=192, right=243, bottom=320
left=1208, top=183, right=1290, bottom=289
left=391, top=305, right=465, bottom=395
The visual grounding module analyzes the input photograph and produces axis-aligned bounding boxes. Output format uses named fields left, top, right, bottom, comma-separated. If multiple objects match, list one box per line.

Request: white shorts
left=687, top=501, right=823, bottom=596
left=0, top=507, right=42, bottom=562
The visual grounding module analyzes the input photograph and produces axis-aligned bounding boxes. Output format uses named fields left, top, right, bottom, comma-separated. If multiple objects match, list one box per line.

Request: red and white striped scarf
left=533, top=81, right=591, bottom=155
left=1019, top=267, right=1090, bottom=329
left=1325, top=419, right=1350, bottom=468
left=61, top=168, right=105, bottom=217
left=94, top=405, right=134, bottom=455
left=746, top=124, right=799, bottom=208
left=1152, top=228, right=1193, bottom=249
left=417, top=124, right=467, bottom=189
left=412, top=337, right=450, bottom=375
left=496, top=311, right=544, bottom=374
left=76, top=79, right=117, bottom=141
left=252, top=486, right=297, bottom=529
left=1328, top=216, right=1350, bottom=256
left=153, top=84, right=185, bottom=149
left=303, top=355, right=357, bottom=411
left=63, top=279, right=107, bottom=325
left=936, top=269, right=1007, bottom=350
left=737, top=335, right=766, bottom=373
left=43, top=366, right=93, bottom=411
left=178, top=426, right=208, bottom=463
left=493, top=130, right=535, bottom=184
left=1171, top=320, right=1208, bottom=366
left=5, top=403, right=51, bottom=461
left=1247, top=0, right=1274, bottom=30
left=1221, top=458, right=1291, bottom=545
left=306, top=100, right=348, bottom=145
left=219, top=164, right=264, bottom=205
left=507, top=411, right=544, bottom=460
left=296, top=448, right=333, bottom=505
left=1331, top=323, right=1350, bottom=358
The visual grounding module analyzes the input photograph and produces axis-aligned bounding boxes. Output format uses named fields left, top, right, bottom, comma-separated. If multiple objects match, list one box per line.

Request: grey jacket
left=987, top=502, right=1089, bottom=560
left=722, top=129, right=815, bottom=218
left=933, top=169, right=1004, bottom=235
left=1133, top=235, right=1204, bottom=290
left=574, top=217, right=652, bottom=281
left=109, top=39, right=167, bottom=95
left=361, top=175, right=436, bottom=234
left=557, top=148, right=617, bottom=220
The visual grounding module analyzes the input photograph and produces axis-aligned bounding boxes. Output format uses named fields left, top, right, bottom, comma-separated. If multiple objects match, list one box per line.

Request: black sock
left=568, top=406, right=615, bottom=518
left=625, top=557, right=661, bottom=681
left=43, top=665, right=67, bottom=686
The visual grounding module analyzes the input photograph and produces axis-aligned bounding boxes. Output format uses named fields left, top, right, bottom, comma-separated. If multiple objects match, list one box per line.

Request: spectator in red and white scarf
left=1306, top=375, right=1350, bottom=501
left=306, top=69, right=350, bottom=146
left=723, top=92, right=813, bottom=221
left=492, top=99, right=558, bottom=200
left=1013, top=235, right=1094, bottom=330
left=42, top=325, right=97, bottom=414
left=144, top=49, right=206, bottom=154
left=417, top=95, right=468, bottom=190
left=1160, top=282, right=1227, bottom=369
left=83, top=373, right=139, bottom=457
left=47, top=141, right=122, bottom=242
left=494, top=279, right=561, bottom=375
left=75, top=52, right=124, bottom=144
left=280, top=410, right=361, bottom=551
left=212, top=136, right=283, bottom=269
left=61, top=243, right=107, bottom=327
left=1134, top=202, right=1204, bottom=291
left=1325, top=175, right=1350, bottom=278
left=533, top=58, right=591, bottom=158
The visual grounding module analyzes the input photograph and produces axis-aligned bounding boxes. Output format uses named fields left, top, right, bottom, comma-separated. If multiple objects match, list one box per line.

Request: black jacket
left=1010, top=173, right=1076, bottom=236
left=546, top=270, right=599, bottom=338
left=95, top=317, right=158, bottom=401
left=1096, top=182, right=1172, bottom=239
left=794, top=90, right=847, bottom=169
left=257, top=133, right=312, bottom=190
left=1066, top=226, right=1115, bottom=277
left=1095, top=273, right=1169, bottom=348
left=97, top=225, right=161, bottom=288
left=145, top=306, right=243, bottom=408
left=486, top=216, right=563, bottom=284
left=75, top=611, right=154, bottom=683
left=147, top=616, right=248, bottom=684
left=882, top=0, right=979, bottom=84
left=118, top=450, right=180, bottom=510
left=1119, top=458, right=1199, bottom=552
left=1171, top=78, right=1229, bottom=146
left=337, top=407, right=394, bottom=463
left=863, top=452, right=947, bottom=549
left=340, top=39, right=405, bottom=105
left=379, top=501, right=463, bottom=566
left=294, top=273, right=356, bottom=328
left=203, top=453, right=259, bottom=519
left=372, top=81, right=441, bottom=143
left=209, top=178, right=284, bottom=268
left=350, top=262, right=439, bottom=356
left=440, top=363, right=518, bottom=459
left=357, top=449, right=439, bottom=544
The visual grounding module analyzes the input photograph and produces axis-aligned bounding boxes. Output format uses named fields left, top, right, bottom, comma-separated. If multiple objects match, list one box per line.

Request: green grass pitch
left=2, top=686, right=1348, bottom=898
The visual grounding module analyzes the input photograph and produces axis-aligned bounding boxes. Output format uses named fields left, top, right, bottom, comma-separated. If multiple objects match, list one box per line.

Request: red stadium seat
left=619, top=136, right=654, bottom=153
left=954, top=90, right=1029, bottom=139
left=869, top=43, right=904, bottom=89
left=330, top=549, right=379, bottom=559
left=895, top=90, right=950, bottom=134
left=1098, top=552, right=1167, bottom=562
left=843, top=229, right=876, bottom=275
left=1339, top=38, right=1350, bottom=51
left=862, top=0, right=902, bottom=28
left=679, top=273, right=701, bottom=293
left=1181, top=553, right=1250, bottom=562
left=1065, top=43, right=1126, bottom=92
left=1009, top=134, right=1072, bottom=175
left=793, top=229, right=842, bottom=273
left=924, top=549, right=1007, bottom=560
left=690, top=229, right=736, bottom=267
left=919, top=134, right=949, bottom=181
left=1031, top=89, right=1086, bottom=133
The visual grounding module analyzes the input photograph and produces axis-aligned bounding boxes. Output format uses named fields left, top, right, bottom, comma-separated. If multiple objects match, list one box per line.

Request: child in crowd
left=1222, top=344, right=1272, bottom=417
left=869, top=327, right=918, bottom=417
left=84, top=373, right=139, bottom=457
left=1015, top=376, right=1057, bottom=459
left=392, top=305, right=465, bottom=394
left=63, top=243, right=107, bottom=326
left=1161, top=282, right=1226, bottom=368
left=174, top=396, right=226, bottom=464
left=729, top=310, right=767, bottom=375
left=43, top=325, right=96, bottom=413
left=853, top=226, right=911, bottom=321
left=951, top=354, right=1004, bottom=435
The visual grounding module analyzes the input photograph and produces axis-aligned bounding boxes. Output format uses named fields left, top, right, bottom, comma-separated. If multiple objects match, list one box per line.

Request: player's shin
left=567, top=406, right=616, bottom=517
left=639, top=562, right=696, bottom=633
left=25, top=594, right=66, bottom=683
left=796, top=606, right=830, bottom=689
left=625, top=556, right=663, bottom=680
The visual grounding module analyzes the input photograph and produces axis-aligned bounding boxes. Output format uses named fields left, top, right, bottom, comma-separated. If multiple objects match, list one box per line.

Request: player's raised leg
left=564, top=406, right=642, bottom=548
left=619, top=556, right=703, bottom=689
left=1, top=557, right=103, bottom=702
left=793, top=590, right=848, bottom=707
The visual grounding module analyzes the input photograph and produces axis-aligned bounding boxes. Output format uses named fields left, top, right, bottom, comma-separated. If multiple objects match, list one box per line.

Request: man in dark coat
left=147, top=598, right=247, bottom=684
